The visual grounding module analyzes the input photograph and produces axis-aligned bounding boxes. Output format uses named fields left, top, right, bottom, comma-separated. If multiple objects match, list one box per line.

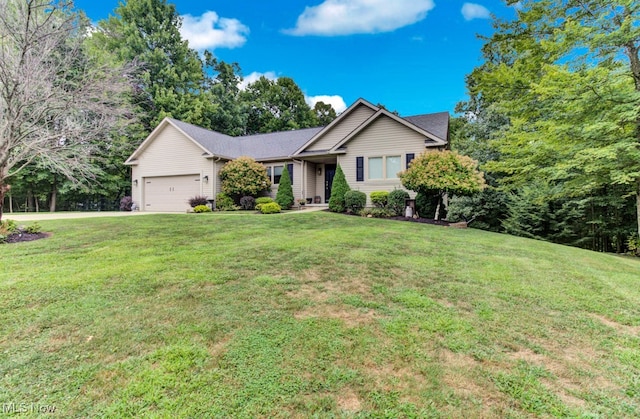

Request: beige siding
left=305, top=162, right=318, bottom=202
left=263, top=161, right=303, bottom=202
left=133, top=124, right=215, bottom=210
left=307, top=105, right=375, bottom=152
left=339, top=115, right=432, bottom=204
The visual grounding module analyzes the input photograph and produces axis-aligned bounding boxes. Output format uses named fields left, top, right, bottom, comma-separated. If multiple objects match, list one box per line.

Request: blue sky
left=75, top=0, right=516, bottom=116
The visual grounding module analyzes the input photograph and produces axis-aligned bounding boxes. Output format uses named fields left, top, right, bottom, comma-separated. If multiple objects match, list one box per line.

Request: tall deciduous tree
left=0, top=0, right=132, bottom=221
left=400, top=151, right=486, bottom=220
left=89, top=0, right=212, bottom=131
left=472, top=0, right=640, bottom=245
left=242, top=77, right=320, bottom=134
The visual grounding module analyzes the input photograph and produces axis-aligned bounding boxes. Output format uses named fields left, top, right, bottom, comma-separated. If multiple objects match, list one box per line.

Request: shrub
left=344, top=190, right=366, bottom=214
left=240, top=196, right=256, bottom=210
left=0, top=234, right=5, bottom=244
left=328, top=165, right=350, bottom=213
left=216, top=193, right=237, bottom=211
left=360, top=208, right=394, bottom=218
left=119, top=196, right=133, bottom=211
left=219, top=156, right=271, bottom=198
left=260, top=202, right=281, bottom=214
left=415, top=191, right=439, bottom=219
left=189, top=195, right=209, bottom=208
left=255, top=197, right=274, bottom=212
left=193, top=205, right=212, bottom=213
left=628, top=235, right=640, bottom=256
left=25, top=223, right=42, bottom=234
left=387, top=189, right=410, bottom=216
left=275, top=167, right=294, bottom=209
left=370, top=191, right=389, bottom=208
left=0, top=219, right=17, bottom=235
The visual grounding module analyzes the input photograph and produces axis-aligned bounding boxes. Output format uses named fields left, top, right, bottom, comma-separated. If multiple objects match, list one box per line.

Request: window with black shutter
left=356, top=157, right=364, bottom=181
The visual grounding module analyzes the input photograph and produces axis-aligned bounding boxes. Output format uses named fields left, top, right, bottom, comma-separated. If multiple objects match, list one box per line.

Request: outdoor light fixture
left=203, top=175, right=209, bottom=183
left=133, top=179, right=138, bottom=186
left=317, top=167, right=322, bottom=176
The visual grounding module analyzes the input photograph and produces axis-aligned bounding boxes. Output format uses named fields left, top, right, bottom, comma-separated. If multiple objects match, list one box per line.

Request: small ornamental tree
left=219, top=156, right=271, bottom=199
left=400, top=150, right=486, bottom=220
left=328, top=165, right=350, bottom=212
left=275, top=166, right=294, bottom=209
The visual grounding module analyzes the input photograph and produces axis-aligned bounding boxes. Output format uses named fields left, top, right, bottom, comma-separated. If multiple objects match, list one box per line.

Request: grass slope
left=1, top=212, right=639, bottom=417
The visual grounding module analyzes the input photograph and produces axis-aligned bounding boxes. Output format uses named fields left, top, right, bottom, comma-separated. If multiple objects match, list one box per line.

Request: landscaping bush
left=255, top=197, right=274, bottom=212
left=387, top=189, right=410, bottom=216
left=119, top=196, right=133, bottom=211
left=219, top=156, right=271, bottom=198
left=239, top=196, right=256, bottom=210
left=275, top=166, right=294, bottom=209
left=189, top=195, right=209, bottom=208
left=25, top=223, right=42, bottom=234
left=259, top=202, right=281, bottom=214
left=193, top=205, right=212, bottom=213
left=370, top=191, right=389, bottom=208
left=0, top=219, right=17, bottom=235
left=344, top=190, right=366, bottom=214
left=416, top=191, right=439, bottom=219
left=360, top=208, right=394, bottom=218
left=328, top=165, right=350, bottom=213
left=216, top=193, right=237, bottom=211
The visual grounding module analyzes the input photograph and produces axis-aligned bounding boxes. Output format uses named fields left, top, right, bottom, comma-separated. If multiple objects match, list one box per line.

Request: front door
left=324, top=164, right=336, bottom=203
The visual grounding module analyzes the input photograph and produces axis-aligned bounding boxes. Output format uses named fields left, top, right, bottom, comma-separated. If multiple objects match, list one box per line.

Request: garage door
left=143, top=174, right=200, bottom=212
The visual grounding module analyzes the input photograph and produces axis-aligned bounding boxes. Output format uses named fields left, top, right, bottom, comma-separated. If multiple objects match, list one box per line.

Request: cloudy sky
left=75, top=0, right=516, bottom=116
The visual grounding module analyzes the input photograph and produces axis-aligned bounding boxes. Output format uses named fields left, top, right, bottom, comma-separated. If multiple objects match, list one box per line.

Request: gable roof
left=125, top=99, right=450, bottom=164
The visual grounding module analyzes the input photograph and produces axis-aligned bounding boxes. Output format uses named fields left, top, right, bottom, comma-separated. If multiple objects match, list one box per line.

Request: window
left=368, top=157, right=383, bottom=179
left=406, top=153, right=415, bottom=168
left=273, top=165, right=283, bottom=184
left=367, top=156, right=400, bottom=180
left=386, top=156, right=401, bottom=179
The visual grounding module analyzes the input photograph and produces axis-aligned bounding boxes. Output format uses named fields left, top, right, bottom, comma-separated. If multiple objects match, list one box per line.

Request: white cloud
left=238, top=71, right=278, bottom=90
left=180, top=11, right=249, bottom=51
left=286, top=0, right=435, bottom=36
left=305, top=95, right=347, bottom=113
left=461, top=3, right=491, bottom=21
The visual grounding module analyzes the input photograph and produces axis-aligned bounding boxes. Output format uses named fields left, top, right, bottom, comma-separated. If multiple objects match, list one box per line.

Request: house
left=124, top=98, right=449, bottom=212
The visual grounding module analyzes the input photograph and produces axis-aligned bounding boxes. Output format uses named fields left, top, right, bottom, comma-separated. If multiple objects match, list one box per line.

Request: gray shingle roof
left=168, top=110, right=448, bottom=160
left=404, top=112, right=450, bottom=141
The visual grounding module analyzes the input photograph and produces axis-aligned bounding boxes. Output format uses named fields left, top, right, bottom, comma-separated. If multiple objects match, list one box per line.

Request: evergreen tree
left=275, top=166, right=294, bottom=209
left=328, top=165, right=350, bottom=213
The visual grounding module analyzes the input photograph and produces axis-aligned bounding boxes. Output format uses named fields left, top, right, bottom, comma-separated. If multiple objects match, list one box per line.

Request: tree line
left=448, top=0, right=640, bottom=253
left=1, top=0, right=336, bottom=217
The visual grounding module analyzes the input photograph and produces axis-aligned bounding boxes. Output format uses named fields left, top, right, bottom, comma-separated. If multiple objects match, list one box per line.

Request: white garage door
left=143, top=174, right=201, bottom=212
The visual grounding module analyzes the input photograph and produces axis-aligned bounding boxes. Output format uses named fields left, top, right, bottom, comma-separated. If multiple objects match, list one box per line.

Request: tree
left=242, top=77, right=319, bottom=134
left=328, top=165, right=350, bottom=212
left=400, top=151, right=486, bottom=220
left=275, top=166, right=294, bottom=209
left=219, top=157, right=271, bottom=199
left=89, top=0, right=211, bottom=131
left=0, top=0, right=132, bottom=221
left=469, top=0, right=640, bottom=248
left=313, top=101, right=338, bottom=126
left=204, top=54, right=247, bottom=136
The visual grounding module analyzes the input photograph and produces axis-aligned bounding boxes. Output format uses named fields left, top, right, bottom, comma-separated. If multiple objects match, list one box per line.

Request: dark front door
left=324, top=164, right=336, bottom=203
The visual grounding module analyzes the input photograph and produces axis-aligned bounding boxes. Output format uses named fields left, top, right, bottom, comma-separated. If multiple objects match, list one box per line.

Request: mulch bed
left=388, top=216, right=453, bottom=226
left=4, top=231, right=50, bottom=244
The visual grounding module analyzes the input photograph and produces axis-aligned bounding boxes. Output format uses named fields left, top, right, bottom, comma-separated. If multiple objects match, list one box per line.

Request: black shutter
left=287, top=163, right=294, bottom=184
left=406, top=153, right=415, bottom=168
left=356, top=157, right=364, bottom=181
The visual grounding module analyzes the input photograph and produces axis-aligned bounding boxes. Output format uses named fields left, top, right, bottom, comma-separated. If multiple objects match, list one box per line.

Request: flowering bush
left=219, top=156, right=271, bottom=198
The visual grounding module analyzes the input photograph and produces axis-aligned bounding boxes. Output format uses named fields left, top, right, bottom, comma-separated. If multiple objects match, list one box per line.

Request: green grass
left=1, top=212, right=639, bottom=417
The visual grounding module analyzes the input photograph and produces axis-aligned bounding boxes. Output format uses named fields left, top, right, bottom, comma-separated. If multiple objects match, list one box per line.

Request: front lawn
left=1, top=212, right=639, bottom=417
